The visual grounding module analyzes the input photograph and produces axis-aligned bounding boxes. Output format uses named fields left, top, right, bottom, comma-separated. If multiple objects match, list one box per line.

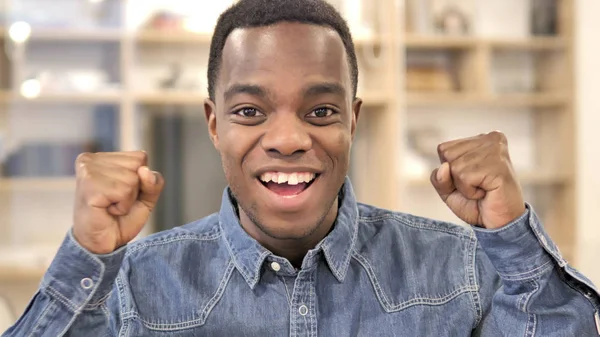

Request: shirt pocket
left=122, top=258, right=235, bottom=333
left=354, top=251, right=476, bottom=313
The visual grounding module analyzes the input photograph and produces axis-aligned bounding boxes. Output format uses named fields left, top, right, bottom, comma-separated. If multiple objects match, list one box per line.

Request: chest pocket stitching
left=352, top=250, right=477, bottom=313
left=124, top=259, right=236, bottom=331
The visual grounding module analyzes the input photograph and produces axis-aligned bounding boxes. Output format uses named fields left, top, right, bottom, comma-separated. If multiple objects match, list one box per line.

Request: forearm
left=2, top=230, right=126, bottom=337
left=474, top=206, right=600, bottom=336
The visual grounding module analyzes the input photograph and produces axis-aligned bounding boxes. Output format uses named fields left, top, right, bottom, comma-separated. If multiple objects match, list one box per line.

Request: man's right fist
left=72, top=151, right=165, bottom=255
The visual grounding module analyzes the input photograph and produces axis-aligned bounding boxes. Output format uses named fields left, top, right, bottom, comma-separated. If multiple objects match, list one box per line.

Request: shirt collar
left=219, top=176, right=359, bottom=289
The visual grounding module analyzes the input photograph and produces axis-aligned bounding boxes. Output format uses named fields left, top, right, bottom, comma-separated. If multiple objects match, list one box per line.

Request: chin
left=258, top=222, right=322, bottom=240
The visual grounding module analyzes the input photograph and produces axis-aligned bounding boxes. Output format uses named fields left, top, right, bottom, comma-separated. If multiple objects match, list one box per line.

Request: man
left=4, top=0, right=599, bottom=336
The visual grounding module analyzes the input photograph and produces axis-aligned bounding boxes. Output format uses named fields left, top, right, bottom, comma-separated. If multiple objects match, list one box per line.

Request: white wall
left=575, top=0, right=600, bottom=285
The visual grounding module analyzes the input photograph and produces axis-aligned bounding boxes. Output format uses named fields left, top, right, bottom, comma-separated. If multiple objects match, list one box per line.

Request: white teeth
left=277, top=173, right=288, bottom=184
left=259, top=172, right=317, bottom=184
left=288, top=173, right=298, bottom=185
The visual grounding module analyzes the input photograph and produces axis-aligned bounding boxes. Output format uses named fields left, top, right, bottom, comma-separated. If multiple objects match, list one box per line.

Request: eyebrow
left=223, top=84, right=269, bottom=101
left=303, top=82, right=346, bottom=98
left=222, top=82, right=347, bottom=102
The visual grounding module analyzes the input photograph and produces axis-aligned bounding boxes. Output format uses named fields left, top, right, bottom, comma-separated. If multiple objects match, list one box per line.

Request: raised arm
left=2, top=151, right=164, bottom=336
left=430, top=131, right=599, bottom=336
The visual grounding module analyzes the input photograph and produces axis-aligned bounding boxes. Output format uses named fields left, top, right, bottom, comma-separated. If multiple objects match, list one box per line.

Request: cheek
left=320, top=129, right=352, bottom=169
left=218, top=127, right=259, bottom=179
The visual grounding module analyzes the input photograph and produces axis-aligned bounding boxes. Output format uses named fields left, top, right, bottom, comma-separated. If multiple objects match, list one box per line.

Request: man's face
left=205, top=22, right=361, bottom=240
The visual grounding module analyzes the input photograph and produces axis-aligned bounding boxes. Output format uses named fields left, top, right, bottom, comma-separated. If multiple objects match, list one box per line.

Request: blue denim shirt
left=3, top=178, right=600, bottom=336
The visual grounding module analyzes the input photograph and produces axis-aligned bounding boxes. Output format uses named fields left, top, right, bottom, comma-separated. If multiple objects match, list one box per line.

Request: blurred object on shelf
left=434, top=6, right=469, bottom=35
left=143, top=63, right=204, bottom=93
left=406, top=52, right=455, bottom=92
left=2, top=141, right=94, bottom=177
left=158, top=63, right=188, bottom=90
left=431, top=0, right=473, bottom=35
left=531, top=0, right=557, bottom=36
left=406, top=66, right=454, bottom=92
left=140, top=1, right=234, bottom=34
left=142, top=10, right=185, bottom=31
left=408, top=127, right=444, bottom=170
left=92, top=105, right=120, bottom=153
left=150, top=111, right=185, bottom=231
left=4, top=0, right=122, bottom=29
left=19, top=70, right=119, bottom=98
left=491, top=52, right=537, bottom=94
left=0, top=105, right=118, bottom=178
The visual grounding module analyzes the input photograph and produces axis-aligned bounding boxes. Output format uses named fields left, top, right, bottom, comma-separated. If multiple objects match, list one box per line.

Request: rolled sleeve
left=40, top=229, right=126, bottom=312
left=472, top=204, right=562, bottom=281
left=474, top=203, right=599, bottom=299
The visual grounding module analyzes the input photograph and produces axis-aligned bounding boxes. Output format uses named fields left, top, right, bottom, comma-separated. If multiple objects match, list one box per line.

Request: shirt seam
left=352, top=249, right=477, bottom=312
left=45, top=285, right=78, bottom=313
left=359, top=214, right=472, bottom=239
left=121, top=259, right=235, bottom=331
left=499, top=260, right=554, bottom=281
left=322, top=211, right=359, bottom=282
left=83, top=292, right=112, bottom=310
left=468, top=233, right=483, bottom=328
left=523, top=280, right=540, bottom=337
left=125, top=233, right=222, bottom=257
left=27, top=298, right=56, bottom=337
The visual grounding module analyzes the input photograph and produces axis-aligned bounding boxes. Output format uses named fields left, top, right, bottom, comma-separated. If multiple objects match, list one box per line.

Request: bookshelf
left=0, top=0, right=578, bottom=306
left=401, top=0, right=576, bottom=264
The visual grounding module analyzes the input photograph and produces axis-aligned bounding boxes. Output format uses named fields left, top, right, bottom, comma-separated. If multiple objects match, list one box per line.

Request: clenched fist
left=72, top=151, right=165, bottom=255
left=430, top=131, right=526, bottom=229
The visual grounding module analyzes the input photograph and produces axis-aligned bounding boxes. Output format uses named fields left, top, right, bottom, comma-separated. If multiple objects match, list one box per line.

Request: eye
left=307, top=107, right=335, bottom=118
left=235, top=107, right=264, bottom=118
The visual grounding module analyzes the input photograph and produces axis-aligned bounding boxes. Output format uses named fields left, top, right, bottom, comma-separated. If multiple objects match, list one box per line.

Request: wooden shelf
left=0, top=265, right=46, bottom=282
left=0, top=27, right=121, bottom=42
left=27, top=29, right=122, bottom=42
left=407, top=171, right=570, bottom=187
left=406, top=93, right=568, bottom=108
left=135, top=29, right=383, bottom=47
left=0, top=178, right=76, bottom=192
left=135, top=91, right=389, bottom=107
left=136, top=92, right=206, bottom=105
left=135, top=30, right=212, bottom=44
left=486, top=37, right=567, bottom=51
left=0, top=92, right=122, bottom=104
left=405, top=35, right=477, bottom=49
left=405, top=35, right=567, bottom=51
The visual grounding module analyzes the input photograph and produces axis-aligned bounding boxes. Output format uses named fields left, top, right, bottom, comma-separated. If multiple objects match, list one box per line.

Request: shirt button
left=270, top=262, right=281, bottom=272
left=298, top=305, right=308, bottom=316
left=80, top=278, right=94, bottom=290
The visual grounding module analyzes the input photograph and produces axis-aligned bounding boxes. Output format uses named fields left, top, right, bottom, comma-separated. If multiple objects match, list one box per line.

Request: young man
left=4, top=0, right=599, bottom=336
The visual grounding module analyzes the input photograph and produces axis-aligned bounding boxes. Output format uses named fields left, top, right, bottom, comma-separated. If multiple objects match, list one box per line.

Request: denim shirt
left=3, top=178, right=600, bottom=336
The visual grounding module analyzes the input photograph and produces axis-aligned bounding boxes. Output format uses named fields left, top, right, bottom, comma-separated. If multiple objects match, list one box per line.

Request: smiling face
left=205, top=22, right=362, bottom=243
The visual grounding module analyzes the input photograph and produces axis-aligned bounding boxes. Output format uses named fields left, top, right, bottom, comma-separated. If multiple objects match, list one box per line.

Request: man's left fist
left=430, top=131, right=526, bottom=229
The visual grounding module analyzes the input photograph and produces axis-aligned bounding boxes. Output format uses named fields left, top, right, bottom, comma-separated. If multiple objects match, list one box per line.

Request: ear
left=204, top=98, right=219, bottom=149
left=350, top=97, right=363, bottom=141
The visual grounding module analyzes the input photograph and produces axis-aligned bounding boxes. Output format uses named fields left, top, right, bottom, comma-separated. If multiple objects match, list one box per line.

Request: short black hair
left=207, top=0, right=358, bottom=101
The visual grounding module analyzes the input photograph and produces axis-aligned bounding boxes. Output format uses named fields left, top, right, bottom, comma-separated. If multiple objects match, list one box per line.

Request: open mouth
left=258, top=172, right=319, bottom=197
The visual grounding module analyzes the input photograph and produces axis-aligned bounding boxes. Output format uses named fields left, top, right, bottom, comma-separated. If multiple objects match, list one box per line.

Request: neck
left=239, top=198, right=339, bottom=268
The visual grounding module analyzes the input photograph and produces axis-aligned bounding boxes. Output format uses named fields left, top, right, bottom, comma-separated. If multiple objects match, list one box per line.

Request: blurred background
left=0, top=0, right=598, bottom=328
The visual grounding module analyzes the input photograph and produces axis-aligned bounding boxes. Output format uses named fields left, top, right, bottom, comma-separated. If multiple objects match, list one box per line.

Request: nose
left=261, top=113, right=312, bottom=156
